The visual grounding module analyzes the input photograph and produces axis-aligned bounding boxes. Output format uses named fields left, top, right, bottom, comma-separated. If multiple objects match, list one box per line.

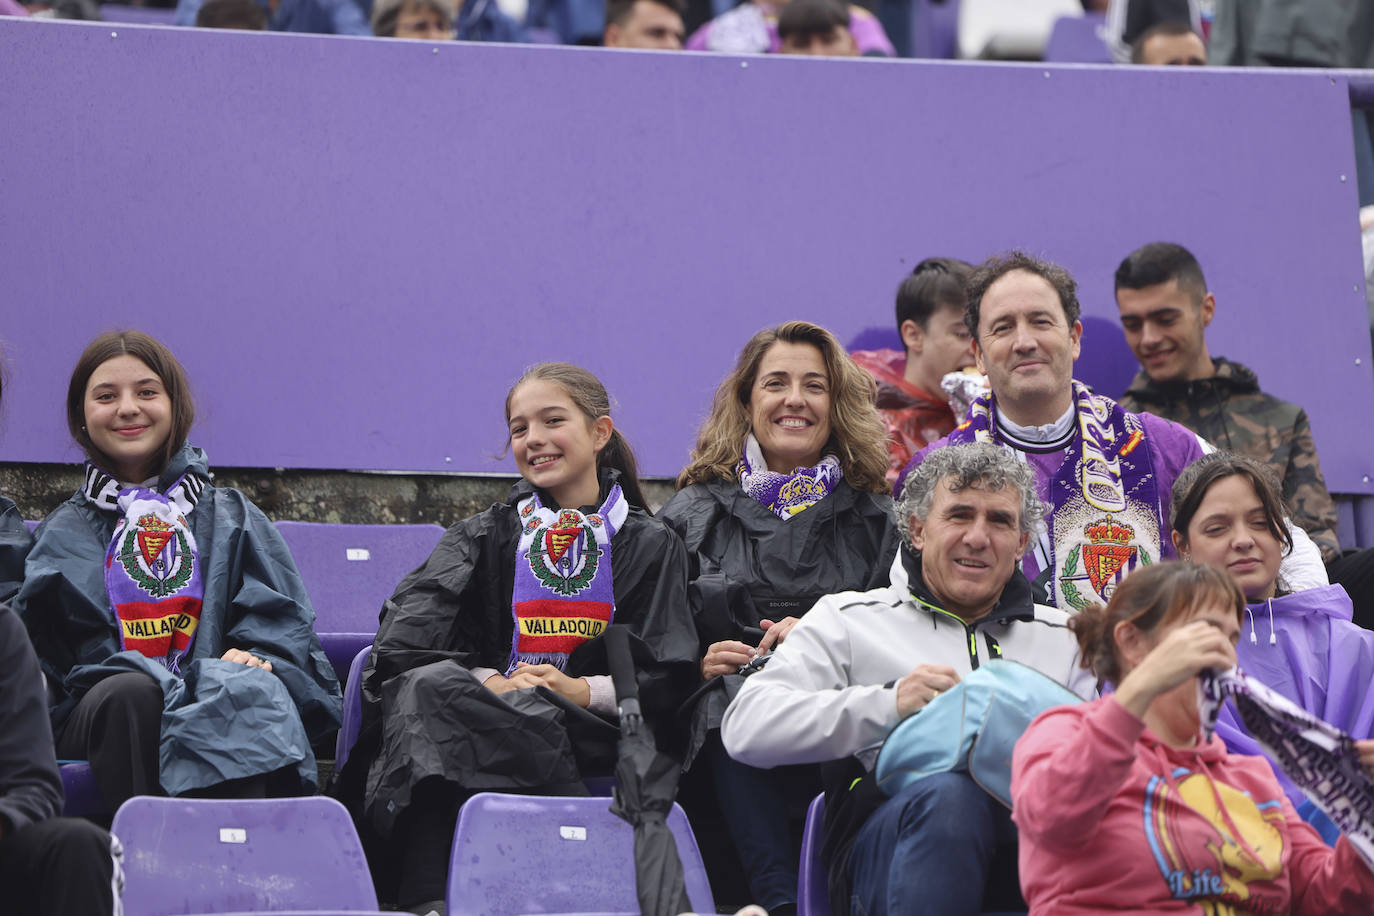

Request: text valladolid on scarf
left=86, top=463, right=208, bottom=675
left=738, top=432, right=843, bottom=520
left=509, top=484, right=628, bottom=674
left=947, top=381, right=1159, bottom=609
left=1201, top=666, right=1374, bottom=869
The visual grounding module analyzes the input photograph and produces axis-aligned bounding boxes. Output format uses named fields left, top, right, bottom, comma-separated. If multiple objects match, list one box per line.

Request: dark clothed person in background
left=661, top=321, right=897, bottom=915
left=195, top=0, right=268, bottom=28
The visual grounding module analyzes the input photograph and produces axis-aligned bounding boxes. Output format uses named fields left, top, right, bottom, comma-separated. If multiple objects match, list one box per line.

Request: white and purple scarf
left=508, top=485, right=628, bottom=675
left=86, top=464, right=207, bottom=676
left=946, top=381, right=1161, bottom=610
left=738, top=433, right=843, bottom=520
left=1200, top=666, right=1374, bottom=869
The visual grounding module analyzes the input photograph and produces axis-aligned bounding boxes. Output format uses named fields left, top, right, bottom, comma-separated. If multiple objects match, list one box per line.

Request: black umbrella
left=604, top=624, right=694, bottom=916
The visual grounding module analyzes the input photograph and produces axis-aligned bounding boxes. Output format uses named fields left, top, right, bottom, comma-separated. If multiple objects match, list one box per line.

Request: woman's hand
left=221, top=648, right=273, bottom=673
left=756, top=617, right=800, bottom=654
left=1357, top=739, right=1374, bottom=781
left=493, top=663, right=592, bottom=708
left=1113, top=620, right=1236, bottom=720
left=701, top=640, right=756, bottom=680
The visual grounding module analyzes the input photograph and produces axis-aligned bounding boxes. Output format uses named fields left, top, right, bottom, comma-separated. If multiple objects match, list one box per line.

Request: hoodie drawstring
left=1265, top=598, right=1277, bottom=646
left=1245, top=606, right=1258, bottom=645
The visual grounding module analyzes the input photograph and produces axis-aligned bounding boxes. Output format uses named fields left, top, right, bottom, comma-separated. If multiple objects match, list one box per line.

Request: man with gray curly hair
left=722, top=442, right=1093, bottom=916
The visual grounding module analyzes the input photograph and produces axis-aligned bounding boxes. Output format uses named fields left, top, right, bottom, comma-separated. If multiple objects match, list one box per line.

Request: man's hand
left=895, top=664, right=961, bottom=719
left=221, top=648, right=273, bottom=673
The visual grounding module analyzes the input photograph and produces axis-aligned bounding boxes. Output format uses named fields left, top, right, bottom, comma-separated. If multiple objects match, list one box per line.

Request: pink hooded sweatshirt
left=1012, top=696, right=1374, bottom=915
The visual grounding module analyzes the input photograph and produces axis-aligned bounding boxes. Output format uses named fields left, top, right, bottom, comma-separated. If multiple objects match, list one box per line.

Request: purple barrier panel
left=1, top=20, right=1371, bottom=494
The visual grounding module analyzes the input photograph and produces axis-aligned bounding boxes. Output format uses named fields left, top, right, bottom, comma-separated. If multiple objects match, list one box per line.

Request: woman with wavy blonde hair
left=661, top=320, right=898, bottom=914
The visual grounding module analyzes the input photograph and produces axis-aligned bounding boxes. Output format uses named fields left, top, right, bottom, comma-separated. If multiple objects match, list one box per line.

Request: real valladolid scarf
left=508, top=484, right=628, bottom=674
left=946, top=381, right=1159, bottom=610
left=738, top=433, right=842, bottom=520
left=86, top=464, right=208, bottom=675
left=1200, top=666, right=1374, bottom=868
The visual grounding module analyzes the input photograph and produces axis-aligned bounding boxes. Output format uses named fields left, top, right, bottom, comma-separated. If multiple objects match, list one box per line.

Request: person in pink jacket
left=1011, top=561, right=1374, bottom=915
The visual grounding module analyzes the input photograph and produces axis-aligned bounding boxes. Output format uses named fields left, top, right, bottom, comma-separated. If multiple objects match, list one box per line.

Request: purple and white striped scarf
left=738, top=433, right=842, bottom=520
left=1200, top=666, right=1374, bottom=868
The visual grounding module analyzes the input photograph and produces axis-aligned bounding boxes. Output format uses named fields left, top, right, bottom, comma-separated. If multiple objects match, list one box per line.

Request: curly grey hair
left=895, top=442, right=1046, bottom=544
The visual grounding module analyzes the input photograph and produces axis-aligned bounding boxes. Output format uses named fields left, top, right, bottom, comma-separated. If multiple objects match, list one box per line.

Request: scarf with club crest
left=86, top=463, right=207, bottom=675
left=508, top=483, right=628, bottom=674
left=1200, top=666, right=1374, bottom=869
left=737, top=433, right=843, bottom=520
left=945, top=381, right=1161, bottom=610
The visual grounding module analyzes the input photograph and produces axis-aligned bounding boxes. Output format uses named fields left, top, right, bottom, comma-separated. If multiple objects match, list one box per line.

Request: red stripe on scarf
left=513, top=598, right=613, bottom=655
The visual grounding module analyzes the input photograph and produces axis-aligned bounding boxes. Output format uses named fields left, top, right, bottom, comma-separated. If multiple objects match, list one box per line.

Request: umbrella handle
left=605, top=625, right=643, bottom=729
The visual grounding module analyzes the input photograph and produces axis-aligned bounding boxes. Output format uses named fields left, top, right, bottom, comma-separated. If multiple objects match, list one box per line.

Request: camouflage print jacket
left=1119, top=357, right=1341, bottom=563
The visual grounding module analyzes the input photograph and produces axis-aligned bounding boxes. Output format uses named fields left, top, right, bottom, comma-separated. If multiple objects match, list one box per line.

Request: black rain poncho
left=0, top=497, right=32, bottom=605
left=658, top=478, right=899, bottom=764
left=354, top=473, right=699, bottom=837
left=11, top=446, right=342, bottom=795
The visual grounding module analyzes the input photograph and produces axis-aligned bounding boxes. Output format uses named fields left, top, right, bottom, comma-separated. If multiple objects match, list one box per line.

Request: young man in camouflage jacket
left=1114, top=242, right=1374, bottom=629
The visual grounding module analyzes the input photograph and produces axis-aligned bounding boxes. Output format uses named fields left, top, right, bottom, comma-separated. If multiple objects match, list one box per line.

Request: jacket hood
left=158, top=443, right=209, bottom=487
left=1123, top=357, right=1260, bottom=407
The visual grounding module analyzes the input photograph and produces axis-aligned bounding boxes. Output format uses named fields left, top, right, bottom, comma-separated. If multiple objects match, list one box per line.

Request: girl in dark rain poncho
left=12, top=331, right=342, bottom=809
left=349, top=363, right=698, bottom=913
left=659, top=321, right=899, bottom=915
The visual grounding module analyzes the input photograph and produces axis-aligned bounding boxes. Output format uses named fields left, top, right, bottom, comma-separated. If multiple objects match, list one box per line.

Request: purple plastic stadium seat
left=24, top=518, right=38, bottom=531
left=798, top=793, right=830, bottom=916
left=274, top=522, right=444, bottom=685
left=58, top=760, right=107, bottom=818
left=447, top=793, right=714, bottom=916
left=333, top=644, right=371, bottom=770
left=112, top=796, right=385, bottom=915
left=847, top=327, right=902, bottom=353
left=1042, top=12, right=1110, bottom=63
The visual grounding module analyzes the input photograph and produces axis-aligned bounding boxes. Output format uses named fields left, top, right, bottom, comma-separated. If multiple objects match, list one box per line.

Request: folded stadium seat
left=797, top=793, right=1027, bottom=916
left=446, top=792, right=714, bottom=915
left=58, top=760, right=107, bottom=818
left=1042, top=12, right=1110, bottom=63
left=273, top=521, right=445, bottom=686
left=333, top=645, right=371, bottom=771
left=112, top=795, right=388, bottom=914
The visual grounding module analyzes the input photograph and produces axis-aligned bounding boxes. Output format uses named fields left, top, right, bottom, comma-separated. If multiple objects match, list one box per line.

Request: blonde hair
left=676, top=321, right=889, bottom=493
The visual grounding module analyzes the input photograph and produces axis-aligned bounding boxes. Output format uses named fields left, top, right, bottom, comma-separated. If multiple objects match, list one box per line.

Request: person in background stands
left=776, top=0, right=855, bottom=56
left=603, top=0, right=684, bottom=49
left=1130, top=20, right=1207, bottom=64
left=851, top=258, right=975, bottom=485
left=372, top=0, right=454, bottom=38
left=195, top=0, right=269, bottom=28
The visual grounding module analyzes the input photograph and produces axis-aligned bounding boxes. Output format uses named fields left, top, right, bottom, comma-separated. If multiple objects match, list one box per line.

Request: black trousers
left=54, top=672, right=164, bottom=811
left=1327, top=548, right=1374, bottom=631
left=0, top=817, right=121, bottom=916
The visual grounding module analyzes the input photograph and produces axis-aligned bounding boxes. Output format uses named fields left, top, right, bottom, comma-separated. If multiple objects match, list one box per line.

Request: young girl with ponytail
left=348, top=362, right=698, bottom=914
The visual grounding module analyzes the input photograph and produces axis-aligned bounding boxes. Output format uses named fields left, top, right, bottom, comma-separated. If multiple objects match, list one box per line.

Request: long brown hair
left=67, top=330, right=195, bottom=478
left=504, top=362, right=650, bottom=511
left=676, top=321, right=889, bottom=493
left=1068, top=561, right=1244, bottom=684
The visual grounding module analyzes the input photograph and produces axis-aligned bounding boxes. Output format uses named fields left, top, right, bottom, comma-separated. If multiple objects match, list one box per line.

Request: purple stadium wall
left=1, top=19, right=1371, bottom=490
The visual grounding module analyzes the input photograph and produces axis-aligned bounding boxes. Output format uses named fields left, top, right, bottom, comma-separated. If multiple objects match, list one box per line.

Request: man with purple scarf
left=896, top=253, right=1330, bottom=613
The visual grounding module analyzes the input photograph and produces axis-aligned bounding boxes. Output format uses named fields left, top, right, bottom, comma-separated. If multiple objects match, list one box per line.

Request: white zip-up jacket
left=721, top=550, right=1098, bottom=770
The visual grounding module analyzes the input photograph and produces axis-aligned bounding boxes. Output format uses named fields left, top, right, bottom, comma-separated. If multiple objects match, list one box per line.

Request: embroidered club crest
left=118, top=513, right=195, bottom=598
left=1060, top=515, right=1153, bottom=610
left=526, top=509, right=600, bottom=596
